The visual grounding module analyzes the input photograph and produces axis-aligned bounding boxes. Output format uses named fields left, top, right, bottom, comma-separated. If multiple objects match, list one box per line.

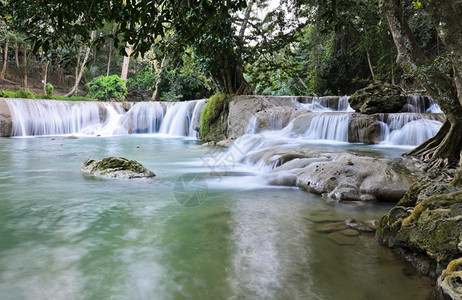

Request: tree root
left=404, top=120, right=461, bottom=170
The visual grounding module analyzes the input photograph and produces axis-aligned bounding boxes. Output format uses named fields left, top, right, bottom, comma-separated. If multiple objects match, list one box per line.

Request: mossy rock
left=81, top=157, right=155, bottom=179
left=349, top=82, right=405, bottom=114
left=397, top=182, right=432, bottom=207
left=377, top=191, right=462, bottom=273
left=437, top=257, right=462, bottom=300
left=200, top=93, right=232, bottom=142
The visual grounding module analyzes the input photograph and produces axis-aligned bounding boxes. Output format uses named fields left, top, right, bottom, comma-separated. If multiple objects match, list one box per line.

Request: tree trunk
left=365, top=46, right=375, bottom=80
left=151, top=57, right=165, bottom=101
left=42, top=61, right=49, bottom=94
left=65, top=31, right=95, bottom=97
left=106, top=23, right=114, bottom=76
left=382, top=0, right=462, bottom=168
left=14, top=42, right=19, bottom=67
left=1, top=40, right=9, bottom=80
left=120, top=43, right=132, bottom=80
left=23, top=43, right=27, bottom=88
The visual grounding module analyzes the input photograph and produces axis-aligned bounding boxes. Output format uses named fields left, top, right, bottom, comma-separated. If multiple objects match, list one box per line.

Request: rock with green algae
left=377, top=189, right=462, bottom=276
left=81, top=157, right=155, bottom=179
left=437, top=257, right=462, bottom=300
left=349, top=82, right=405, bottom=114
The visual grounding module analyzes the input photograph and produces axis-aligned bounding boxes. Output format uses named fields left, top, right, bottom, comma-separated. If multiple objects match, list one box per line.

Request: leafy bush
left=200, top=93, right=230, bottom=138
left=14, top=88, right=36, bottom=99
left=45, top=83, right=54, bottom=97
left=0, top=90, right=16, bottom=98
left=87, top=75, right=127, bottom=101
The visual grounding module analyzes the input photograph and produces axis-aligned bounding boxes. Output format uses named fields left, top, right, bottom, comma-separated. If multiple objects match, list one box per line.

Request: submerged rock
left=81, top=157, right=155, bottom=179
left=327, top=231, right=358, bottom=245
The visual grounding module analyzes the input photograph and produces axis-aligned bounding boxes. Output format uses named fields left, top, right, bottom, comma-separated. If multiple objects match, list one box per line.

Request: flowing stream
left=0, top=136, right=435, bottom=300
left=0, top=96, right=440, bottom=299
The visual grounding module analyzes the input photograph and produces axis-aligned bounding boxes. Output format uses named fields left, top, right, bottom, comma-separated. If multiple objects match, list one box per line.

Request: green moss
left=450, top=170, right=462, bottom=188
left=200, top=93, right=231, bottom=141
left=397, top=182, right=431, bottom=207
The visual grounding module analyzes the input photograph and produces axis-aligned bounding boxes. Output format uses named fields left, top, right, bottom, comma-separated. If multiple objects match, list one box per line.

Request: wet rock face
left=0, top=99, right=12, bottom=137
left=81, top=157, right=155, bottom=179
left=376, top=182, right=462, bottom=278
left=348, top=113, right=384, bottom=144
left=349, top=82, right=405, bottom=114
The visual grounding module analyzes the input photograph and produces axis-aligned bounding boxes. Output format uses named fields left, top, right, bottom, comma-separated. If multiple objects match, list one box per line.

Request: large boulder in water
left=349, top=82, right=405, bottom=114
left=81, top=157, right=155, bottom=179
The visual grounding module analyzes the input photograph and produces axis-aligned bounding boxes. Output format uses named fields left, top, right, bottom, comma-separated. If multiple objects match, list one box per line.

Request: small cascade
left=188, top=99, right=206, bottom=138
left=6, top=99, right=107, bottom=136
left=337, top=96, right=354, bottom=112
left=299, top=96, right=353, bottom=112
left=379, top=113, right=443, bottom=146
left=400, top=95, right=442, bottom=113
left=119, top=102, right=164, bottom=134
left=81, top=104, right=126, bottom=136
left=159, top=101, right=197, bottom=136
left=303, top=113, right=349, bottom=142
left=245, top=115, right=258, bottom=134
left=300, top=97, right=333, bottom=112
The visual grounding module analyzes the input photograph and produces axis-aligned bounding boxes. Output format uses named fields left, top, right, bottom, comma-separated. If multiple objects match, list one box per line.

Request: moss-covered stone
left=437, top=257, right=462, bottom=300
left=397, top=182, right=432, bottom=207
left=377, top=191, right=462, bottom=275
left=200, top=93, right=232, bottom=142
left=81, top=157, right=155, bottom=179
left=349, top=82, right=405, bottom=114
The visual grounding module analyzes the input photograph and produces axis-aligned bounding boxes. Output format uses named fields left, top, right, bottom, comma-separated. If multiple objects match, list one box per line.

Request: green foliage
left=14, top=88, right=35, bottom=99
left=87, top=75, right=127, bottom=101
left=45, top=83, right=54, bottom=97
left=0, top=90, right=16, bottom=98
left=200, top=93, right=230, bottom=138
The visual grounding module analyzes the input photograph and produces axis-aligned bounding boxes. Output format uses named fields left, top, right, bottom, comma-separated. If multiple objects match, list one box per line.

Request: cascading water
left=6, top=99, right=109, bottom=136
left=303, top=113, right=349, bottom=142
left=4, top=98, right=206, bottom=138
left=400, top=95, right=442, bottom=113
left=380, top=114, right=443, bottom=146
left=118, top=102, right=164, bottom=134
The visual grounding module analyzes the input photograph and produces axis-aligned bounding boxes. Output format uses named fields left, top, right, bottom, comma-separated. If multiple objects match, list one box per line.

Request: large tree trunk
left=120, top=44, right=132, bottom=80
left=151, top=57, right=165, bottom=101
left=1, top=40, right=9, bottom=80
left=210, top=62, right=253, bottom=95
left=65, top=31, right=95, bottom=97
left=382, top=0, right=462, bottom=168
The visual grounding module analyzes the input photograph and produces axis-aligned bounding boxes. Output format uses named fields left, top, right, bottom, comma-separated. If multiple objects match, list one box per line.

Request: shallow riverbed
left=0, top=136, right=435, bottom=299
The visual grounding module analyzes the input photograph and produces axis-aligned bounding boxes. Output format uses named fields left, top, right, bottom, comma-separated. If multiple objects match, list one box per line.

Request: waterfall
left=159, top=101, right=202, bottom=137
left=6, top=99, right=110, bottom=136
left=401, top=95, right=442, bottom=113
left=303, top=113, right=349, bottom=142
left=4, top=98, right=206, bottom=138
left=379, top=113, right=443, bottom=146
left=188, top=99, right=206, bottom=138
left=299, top=96, right=353, bottom=112
left=337, top=96, right=354, bottom=112
left=119, top=102, right=164, bottom=134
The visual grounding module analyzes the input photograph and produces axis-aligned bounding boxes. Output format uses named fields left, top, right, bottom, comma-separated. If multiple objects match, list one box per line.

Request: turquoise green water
left=0, top=136, right=434, bottom=299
